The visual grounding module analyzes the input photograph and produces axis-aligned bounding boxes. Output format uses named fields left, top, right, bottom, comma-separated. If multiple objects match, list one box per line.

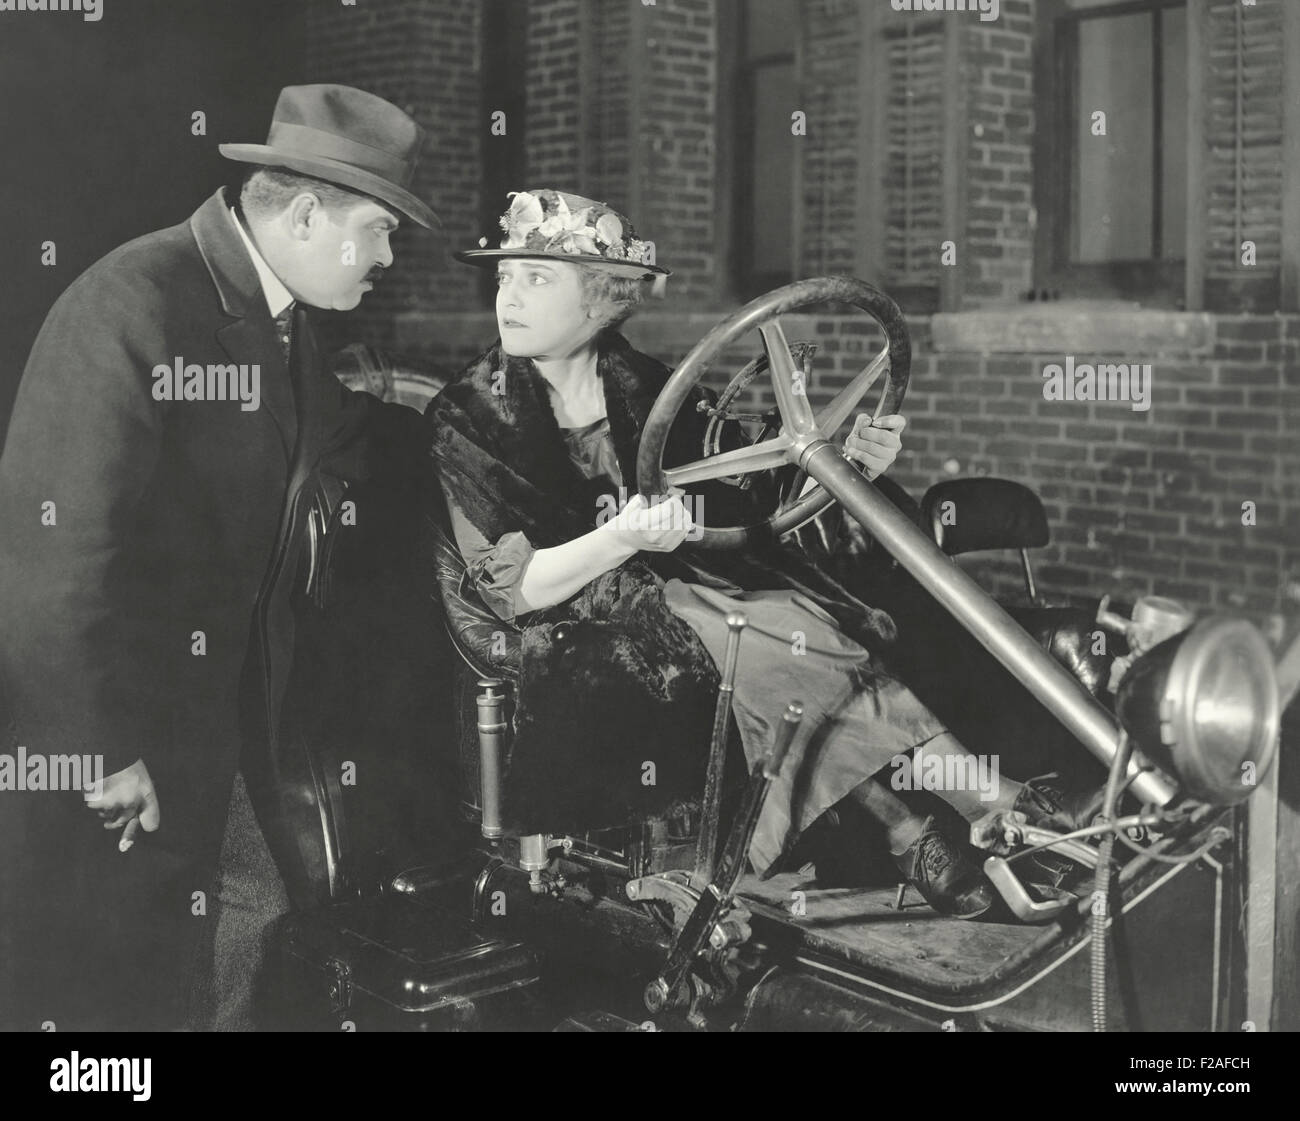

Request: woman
left=425, top=189, right=1087, bottom=918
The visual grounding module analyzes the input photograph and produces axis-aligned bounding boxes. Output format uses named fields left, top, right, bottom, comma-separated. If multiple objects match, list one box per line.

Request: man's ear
left=286, top=192, right=324, bottom=240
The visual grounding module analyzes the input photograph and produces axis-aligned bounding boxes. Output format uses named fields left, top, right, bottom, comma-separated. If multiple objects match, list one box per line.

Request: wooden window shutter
left=1201, top=0, right=1285, bottom=311
left=880, top=17, right=946, bottom=313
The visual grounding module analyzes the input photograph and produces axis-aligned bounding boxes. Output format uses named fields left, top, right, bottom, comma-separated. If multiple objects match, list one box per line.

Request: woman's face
left=495, top=258, right=599, bottom=359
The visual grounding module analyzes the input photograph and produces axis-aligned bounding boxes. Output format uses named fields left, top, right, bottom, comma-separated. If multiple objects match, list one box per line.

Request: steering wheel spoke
left=664, top=435, right=795, bottom=487
left=760, top=321, right=817, bottom=436
left=816, top=342, right=890, bottom=436
left=637, top=277, right=910, bottom=548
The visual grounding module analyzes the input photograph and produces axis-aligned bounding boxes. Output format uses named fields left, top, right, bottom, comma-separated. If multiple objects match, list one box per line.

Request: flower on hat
left=536, top=198, right=603, bottom=255
left=492, top=189, right=647, bottom=266
left=500, top=191, right=545, bottom=248
left=595, top=212, right=623, bottom=248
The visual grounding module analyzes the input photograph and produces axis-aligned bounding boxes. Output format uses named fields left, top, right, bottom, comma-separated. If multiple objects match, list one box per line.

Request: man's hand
left=843, top=413, right=907, bottom=480
left=84, top=758, right=160, bottom=852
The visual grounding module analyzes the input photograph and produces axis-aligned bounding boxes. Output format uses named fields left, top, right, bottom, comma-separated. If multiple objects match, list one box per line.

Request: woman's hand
left=516, top=492, right=694, bottom=613
left=598, top=492, right=695, bottom=553
left=843, top=413, right=907, bottom=480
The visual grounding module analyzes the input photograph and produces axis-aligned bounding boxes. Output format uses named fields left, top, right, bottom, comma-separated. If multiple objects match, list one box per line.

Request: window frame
left=1033, top=0, right=1190, bottom=307
left=856, top=5, right=962, bottom=314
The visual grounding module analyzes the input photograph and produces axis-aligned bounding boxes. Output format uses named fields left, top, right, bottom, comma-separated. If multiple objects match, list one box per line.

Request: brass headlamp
left=1115, top=616, right=1279, bottom=805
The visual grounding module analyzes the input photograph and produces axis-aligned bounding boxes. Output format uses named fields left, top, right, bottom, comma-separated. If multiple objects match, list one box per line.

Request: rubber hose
left=1091, top=731, right=1133, bottom=1033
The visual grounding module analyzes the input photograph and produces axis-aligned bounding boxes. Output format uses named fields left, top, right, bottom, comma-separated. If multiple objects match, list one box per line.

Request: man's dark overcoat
left=0, top=187, right=424, bottom=1030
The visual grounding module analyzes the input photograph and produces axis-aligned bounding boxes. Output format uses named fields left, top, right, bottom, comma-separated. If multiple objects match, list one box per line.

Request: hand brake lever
left=645, top=702, right=803, bottom=1015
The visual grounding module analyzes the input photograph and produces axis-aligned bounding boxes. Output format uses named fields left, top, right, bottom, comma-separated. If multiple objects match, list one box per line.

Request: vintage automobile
left=268, top=278, right=1297, bottom=1033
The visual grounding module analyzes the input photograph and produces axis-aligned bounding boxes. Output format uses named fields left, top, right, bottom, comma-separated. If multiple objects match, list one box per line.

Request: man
left=0, top=84, right=435, bottom=1030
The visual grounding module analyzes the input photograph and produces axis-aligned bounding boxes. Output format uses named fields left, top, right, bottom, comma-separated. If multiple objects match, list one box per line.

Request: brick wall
left=523, top=0, right=582, bottom=185
left=589, top=0, right=633, bottom=206
left=462, top=0, right=718, bottom=321
left=303, top=0, right=482, bottom=353
left=635, top=0, right=717, bottom=305
left=959, top=0, right=1034, bottom=307
left=893, top=315, right=1300, bottom=616
left=513, top=0, right=636, bottom=236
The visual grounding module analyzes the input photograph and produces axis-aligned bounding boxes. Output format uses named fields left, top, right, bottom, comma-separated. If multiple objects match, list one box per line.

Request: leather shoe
left=1012, top=776, right=1105, bottom=890
left=1013, top=774, right=1104, bottom=833
left=893, top=816, right=995, bottom=919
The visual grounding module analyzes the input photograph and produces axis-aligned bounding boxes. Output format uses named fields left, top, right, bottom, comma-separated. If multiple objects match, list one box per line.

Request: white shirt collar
left=229, top=207, right=295, bottom=317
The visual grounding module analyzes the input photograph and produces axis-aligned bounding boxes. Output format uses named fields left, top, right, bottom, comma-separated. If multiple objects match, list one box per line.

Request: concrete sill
left=930, top=303, right=1215, bottom=354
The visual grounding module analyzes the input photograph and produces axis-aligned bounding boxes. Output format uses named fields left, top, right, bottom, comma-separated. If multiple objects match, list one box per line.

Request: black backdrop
left=0, top=0, right=303, bottom=441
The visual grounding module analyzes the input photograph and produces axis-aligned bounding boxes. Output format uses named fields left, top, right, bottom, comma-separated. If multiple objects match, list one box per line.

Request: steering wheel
left=637, top=276, right=911, bottom=549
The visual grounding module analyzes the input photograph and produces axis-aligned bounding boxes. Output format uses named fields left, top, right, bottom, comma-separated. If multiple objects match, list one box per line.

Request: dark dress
left=442, top=417, right=947, bottom=874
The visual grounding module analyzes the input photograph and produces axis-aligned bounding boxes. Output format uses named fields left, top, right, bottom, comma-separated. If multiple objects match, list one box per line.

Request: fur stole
left=423, top=331, right=898, bottom=833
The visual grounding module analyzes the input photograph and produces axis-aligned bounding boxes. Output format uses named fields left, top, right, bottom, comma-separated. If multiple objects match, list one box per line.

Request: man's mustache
left=364, top=267, right=386, bottom=283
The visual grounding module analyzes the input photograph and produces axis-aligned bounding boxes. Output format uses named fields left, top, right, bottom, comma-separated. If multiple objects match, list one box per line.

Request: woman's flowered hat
left=454, top=188, right=670, bottom=276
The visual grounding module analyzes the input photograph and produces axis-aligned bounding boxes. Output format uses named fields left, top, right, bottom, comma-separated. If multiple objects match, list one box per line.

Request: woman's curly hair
left=576, top=264, right=651, bottom=330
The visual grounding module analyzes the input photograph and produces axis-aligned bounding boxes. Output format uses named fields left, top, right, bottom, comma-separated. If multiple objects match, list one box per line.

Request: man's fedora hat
left=220, top=84, right=438, bottom=229
left=456, top=188, right=669, bottom=277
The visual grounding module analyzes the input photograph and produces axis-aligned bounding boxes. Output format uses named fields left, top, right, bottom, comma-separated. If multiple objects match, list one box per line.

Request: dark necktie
left=273, top=303, right=296, bottom=365
left=287, top=304, right=313, bottom=412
